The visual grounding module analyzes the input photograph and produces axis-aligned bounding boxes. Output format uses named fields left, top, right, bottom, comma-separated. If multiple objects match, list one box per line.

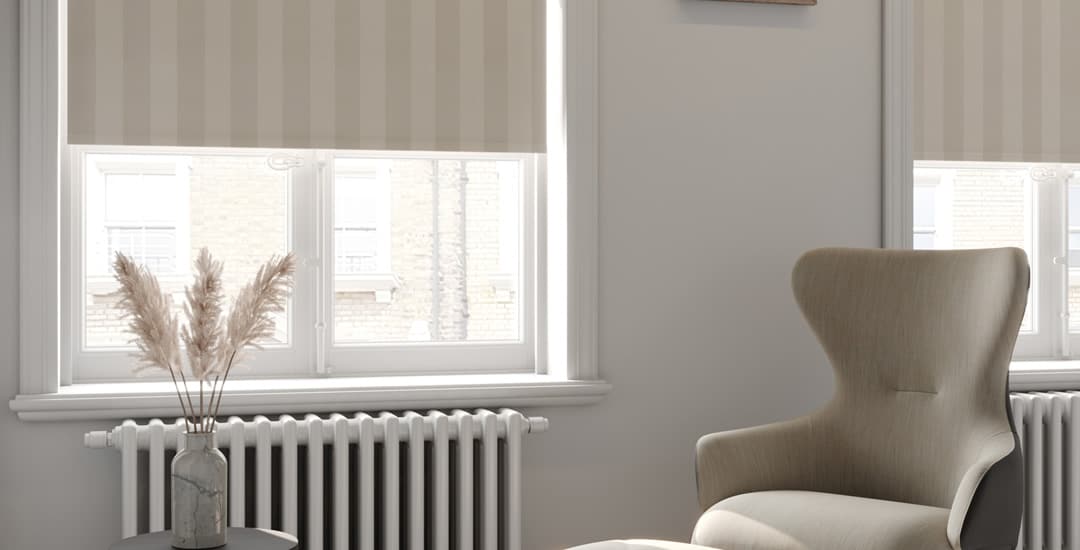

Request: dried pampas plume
left=113, top=253, right=182, bottom=376
left=113, top=252, right=194, bottom=429
left=112, top=249, right=295, bottom=433
left=207, top=253, right=296, bottom=426
left=181, top=248, right=225, bottom=380
left=220, top=253, right=296, bottom=365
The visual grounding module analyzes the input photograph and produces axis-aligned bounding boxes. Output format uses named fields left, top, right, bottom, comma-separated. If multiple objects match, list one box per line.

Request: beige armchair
left=692, top=247, right=1027, bottom=550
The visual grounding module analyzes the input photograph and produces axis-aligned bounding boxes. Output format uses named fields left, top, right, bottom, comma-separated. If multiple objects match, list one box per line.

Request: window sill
left=9, top=373, right=612, bottom=421
left=1011, top=360, right=1080, bottom=391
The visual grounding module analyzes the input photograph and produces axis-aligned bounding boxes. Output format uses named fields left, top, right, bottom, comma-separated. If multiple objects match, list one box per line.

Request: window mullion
left=1036, top=168, right=1067, bottom=358
left=311, top=150, right=332, bottom=375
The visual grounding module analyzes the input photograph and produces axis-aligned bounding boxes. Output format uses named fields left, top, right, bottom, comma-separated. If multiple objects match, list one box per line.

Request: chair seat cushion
left=691, top=490, right=952, bottom=550
left=567, top=541, right=715, bottom=550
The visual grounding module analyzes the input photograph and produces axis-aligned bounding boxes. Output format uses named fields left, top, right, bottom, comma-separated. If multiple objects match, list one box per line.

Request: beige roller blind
left=67, top=0, right=546, bottom=153
left=914, top=0, right=1080, bottom=163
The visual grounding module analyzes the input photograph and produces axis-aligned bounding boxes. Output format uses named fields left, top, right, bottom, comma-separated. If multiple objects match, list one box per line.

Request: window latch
left=1053, top=256, right=1069, bottom=266
left=1031, top=165, right=1062, bottom=183
left=267, top=153, right=304, bottom=171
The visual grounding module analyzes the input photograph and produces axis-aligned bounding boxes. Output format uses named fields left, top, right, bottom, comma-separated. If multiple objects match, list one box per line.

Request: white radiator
left=1012, top=392, right=1080, bottom=550
left=84, top=408, right=548, bottom=550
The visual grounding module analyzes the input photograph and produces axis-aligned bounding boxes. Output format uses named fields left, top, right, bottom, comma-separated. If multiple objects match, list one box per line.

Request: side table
left=110, top=528, right=298, bottom=550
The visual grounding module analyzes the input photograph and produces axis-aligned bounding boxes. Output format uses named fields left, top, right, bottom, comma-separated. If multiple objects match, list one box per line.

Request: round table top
left=110, top=528, right=298, bottom=550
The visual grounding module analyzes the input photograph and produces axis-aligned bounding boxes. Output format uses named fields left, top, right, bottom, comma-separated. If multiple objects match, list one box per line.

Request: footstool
left=567, top=541, right=713, bottom=550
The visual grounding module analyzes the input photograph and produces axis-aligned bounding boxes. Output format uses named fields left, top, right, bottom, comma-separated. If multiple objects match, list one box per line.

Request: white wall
left=0, top=0, right=880, bottom=548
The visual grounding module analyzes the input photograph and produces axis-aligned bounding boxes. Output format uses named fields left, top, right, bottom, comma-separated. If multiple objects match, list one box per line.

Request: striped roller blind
left=67, top=0, right=546, bottom=153
left=914, top=0, right=1080, bottom=163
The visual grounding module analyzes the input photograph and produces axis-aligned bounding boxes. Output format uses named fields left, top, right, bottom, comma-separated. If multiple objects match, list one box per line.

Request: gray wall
left=0, top=0, right=880, bottom=548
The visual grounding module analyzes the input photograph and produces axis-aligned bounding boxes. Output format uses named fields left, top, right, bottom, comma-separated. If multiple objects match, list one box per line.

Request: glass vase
left=171, top=431, right=227, bottom=549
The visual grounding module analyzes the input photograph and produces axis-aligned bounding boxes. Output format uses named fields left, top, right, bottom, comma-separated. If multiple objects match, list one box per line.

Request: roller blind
left=914, top=0, right=1080, bottom=163
left=67, top=0, right=546, bottom=153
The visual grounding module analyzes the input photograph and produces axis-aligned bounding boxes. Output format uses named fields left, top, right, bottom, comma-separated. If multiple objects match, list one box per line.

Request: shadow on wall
left=674, top=0, right=816, bottom=28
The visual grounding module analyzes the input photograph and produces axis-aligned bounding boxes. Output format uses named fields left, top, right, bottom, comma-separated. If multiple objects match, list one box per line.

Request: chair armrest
left=695, top=417, right=815, bottom=510
left=946, top=430, right=1022, bottom=550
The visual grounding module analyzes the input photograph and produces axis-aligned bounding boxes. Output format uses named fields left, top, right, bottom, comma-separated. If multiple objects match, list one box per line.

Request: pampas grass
left=112, top=248, right=295, bottom=433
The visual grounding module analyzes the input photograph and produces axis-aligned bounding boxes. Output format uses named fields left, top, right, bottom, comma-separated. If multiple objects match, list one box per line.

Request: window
left=70, top=148, right=533, bottom=381
left=13, top=0, right=607, bottom=420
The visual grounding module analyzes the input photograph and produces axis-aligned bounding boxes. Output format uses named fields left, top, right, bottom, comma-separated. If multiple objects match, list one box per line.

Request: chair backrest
left=791, top=247, right=1028, bottom=509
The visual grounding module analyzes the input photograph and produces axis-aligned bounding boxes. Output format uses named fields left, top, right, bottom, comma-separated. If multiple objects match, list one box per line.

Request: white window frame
left=322, top=150, right=538, bottom=377
left=884, top=0, right=1080, bottom=390
left=11, top=0, right=609, bottom=420
left=66, top=145, right=314, bottom=383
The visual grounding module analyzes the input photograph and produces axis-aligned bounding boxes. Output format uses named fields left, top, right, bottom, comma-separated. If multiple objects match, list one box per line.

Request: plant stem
left=166, top=366, right=193, bottom=432
left=206, top=375, right=220, bottom=432
left=209, top=350, right=239, bottom=433
left=176, top=368, right=199, bottom=432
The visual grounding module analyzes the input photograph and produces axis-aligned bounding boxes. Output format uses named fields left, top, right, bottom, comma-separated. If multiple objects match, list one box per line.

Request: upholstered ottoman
left=567, top=541, right=712, bottom=550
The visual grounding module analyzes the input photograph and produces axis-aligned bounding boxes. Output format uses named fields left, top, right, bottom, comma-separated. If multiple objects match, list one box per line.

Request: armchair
left=692, top=247, right=1027, bottom=550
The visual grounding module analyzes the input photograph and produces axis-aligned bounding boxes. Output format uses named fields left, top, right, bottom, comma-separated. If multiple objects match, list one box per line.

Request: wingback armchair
left=692, top=247, right=1027, bottom=550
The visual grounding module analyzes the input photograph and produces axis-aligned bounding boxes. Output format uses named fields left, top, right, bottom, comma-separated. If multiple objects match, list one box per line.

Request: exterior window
left=1068, top=176, right=1080, bottom=333
left=107, top=227, right=178, bottom=273
left=103, top=174, right=183, bottom=273
left=334, top=161, right=391, bottom=276
left=912, top=184, right=938, bottom=250
left=85, top=156, right=190, bottom=279
left=1069, top=183, right=1080, bottom=266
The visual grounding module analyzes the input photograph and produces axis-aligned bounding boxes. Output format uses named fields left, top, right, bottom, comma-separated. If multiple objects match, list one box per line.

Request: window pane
left=105, top=173, right=181, bottom=222
left=1069, top=180, right=1080, bottom=332
left=107, top=227, right=178, bottom=273
left=84, top=152, right=291, bottom=349
left=336, top=176, right=379, bottom=228
left=333, top=157, right=522, bottom=344
left=336, top=228, right=378, bottom=274
left=913, top=185, right=936, bottom=229
left=913, top=232, right=936, bottom=250
left=1069, top=184, right=1080, bottom=228
left=1069, top=232, right=1080, bottom=264
left=913, top=163, right=1033, bottom=331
